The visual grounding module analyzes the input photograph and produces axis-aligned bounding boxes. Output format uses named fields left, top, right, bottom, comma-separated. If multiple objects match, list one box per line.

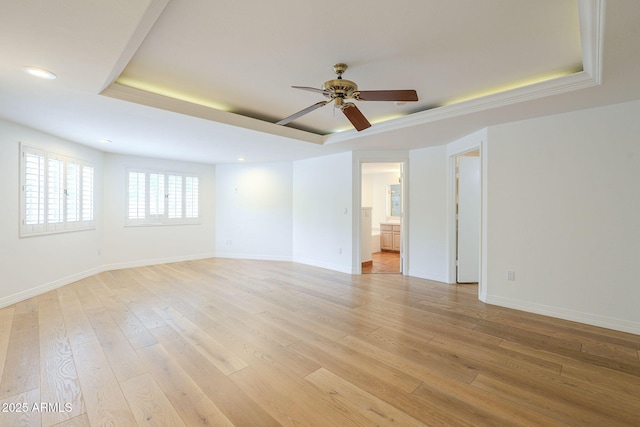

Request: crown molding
left=579, top=0, right=606, bottom=83
left=98, top=0, right=171, bottom=93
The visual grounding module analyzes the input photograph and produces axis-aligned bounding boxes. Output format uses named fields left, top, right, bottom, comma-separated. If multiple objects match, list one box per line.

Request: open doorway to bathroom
left=361, top=162, right=403, bottom=274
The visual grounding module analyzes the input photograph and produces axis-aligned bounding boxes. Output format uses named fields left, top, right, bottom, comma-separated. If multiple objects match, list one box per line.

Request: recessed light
left=22, top=66, right=57, bottom=80
left=98, top=139, right=111, bottom=144
left=237, top=157, right=245, bottom=162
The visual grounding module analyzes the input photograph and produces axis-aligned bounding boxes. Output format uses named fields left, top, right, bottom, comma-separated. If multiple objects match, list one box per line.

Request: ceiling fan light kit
left=277, top=63, right=418, bottom=132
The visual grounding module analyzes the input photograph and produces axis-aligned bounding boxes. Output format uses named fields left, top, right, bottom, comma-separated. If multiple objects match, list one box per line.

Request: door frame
left=455, top=153, right=481, bottom=283
left=446, top=132, right=485, bottom=299
left=353, top=158, right=409, bottom=275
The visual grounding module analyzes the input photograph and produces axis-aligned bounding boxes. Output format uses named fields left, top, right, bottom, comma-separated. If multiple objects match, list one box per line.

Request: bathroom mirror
left=388, top=184, right=401, bottom=218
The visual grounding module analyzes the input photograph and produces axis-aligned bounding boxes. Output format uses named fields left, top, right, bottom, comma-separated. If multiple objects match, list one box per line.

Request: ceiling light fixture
left=237, top=157, right=245, bottom=162
left=23, top=66, right=57, bottom=80
left=98, top=139, right=111, bottom=144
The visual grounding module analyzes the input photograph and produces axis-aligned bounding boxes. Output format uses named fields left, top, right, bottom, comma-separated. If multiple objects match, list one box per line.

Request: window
left=20, top=144, right=95, bottom=236
left=126, top=168, right=200, bottom=225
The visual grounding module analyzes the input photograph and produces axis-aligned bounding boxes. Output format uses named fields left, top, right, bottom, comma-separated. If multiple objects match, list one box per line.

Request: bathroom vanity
left=380, top=222, right=400, bottom=252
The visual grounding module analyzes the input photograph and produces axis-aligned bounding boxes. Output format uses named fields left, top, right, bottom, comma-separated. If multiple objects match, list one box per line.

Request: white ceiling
left=1, top=0, right=640, bottom=165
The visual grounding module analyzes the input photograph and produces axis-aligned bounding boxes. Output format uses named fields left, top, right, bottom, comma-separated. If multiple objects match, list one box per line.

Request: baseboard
left=405, top=269, right=449, bottom=284
left=292, top=256, right=354, bottom=274
left=214, top=252, right=293, bottom=262
left=0, top=266, right=105, bottom=310
left=103, top=252, right=217, bottom=271
left=485, top=294, right=640, bottom=336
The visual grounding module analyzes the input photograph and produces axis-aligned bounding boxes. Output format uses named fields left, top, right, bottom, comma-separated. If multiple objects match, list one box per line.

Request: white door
left=457, top=156, right=480, bottom=283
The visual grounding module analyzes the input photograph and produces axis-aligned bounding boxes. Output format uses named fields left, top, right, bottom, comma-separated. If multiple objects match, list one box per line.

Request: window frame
left=125, top=167, right=201, bottom=226
left=20, top=143, right=96, bottom=237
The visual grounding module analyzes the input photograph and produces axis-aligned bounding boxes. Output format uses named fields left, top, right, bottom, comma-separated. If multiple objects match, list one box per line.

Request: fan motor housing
left=323, top=79, right=358, bottom=98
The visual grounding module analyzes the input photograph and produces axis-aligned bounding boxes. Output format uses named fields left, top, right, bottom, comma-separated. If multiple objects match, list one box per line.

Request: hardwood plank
left=70, top=277, right=104, bottom=311
left=351, top=327, right=480, bottom=384
left=71, top=340, right=137, bottom=426
left=257, top=307, right=348, bottom=342
left=581, top=339, right=640, bottom=361
left=229, top=363, right=356, bottom=426
left=96, top=294, right=158, bottom=349
left=99, top=270, right=132, bottom=291
left=37, top=292, right=85, bottom=426
left=288, top=339, right=463, bottom=424
left=51, top=413, right=91, bottom=427
left=353, top=298, right=480, bottom=335
left=222, top=306, right=300, bottom=347
left=477, top=317, right=640, bottom=376
left=0, top=306, right=16, bottom=381
left=84, top=307, right=148, bottom=382
left=160, top=314, right=247, bottom=375
left=0, top=388, right=41, bottom=427
left=471, top=373, right=625, bottom=425
left=295, top=303, right=380, bottom=337
left=136, top=344, right=234, bottom=426
left=0, top=302, right=40, bottom=399
left=150, top=325, right=280, bottom=426
left=306, top=367, right=426, bottom=426
left=112, top=287, right=168, bottom=331
left=120, top=373, right=186, bottom=427
left=499, top=309, right=640, bottom=352
left=500, top=339, right=640, bottom=399
left=205, top=316, right=319, bottom=377
left=428, top=334, right=563, bottom=379
left=56, top=287, right=97, bottom=347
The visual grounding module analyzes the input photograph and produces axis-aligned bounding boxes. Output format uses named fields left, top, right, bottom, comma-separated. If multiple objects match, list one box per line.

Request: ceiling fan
left=276, top=63, right=418, bottom=132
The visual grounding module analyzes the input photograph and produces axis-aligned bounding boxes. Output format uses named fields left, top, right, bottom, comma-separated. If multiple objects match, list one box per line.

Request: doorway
left=455, top=150, right=480, bottom=283
left=361, top=162, right=403, bottom=274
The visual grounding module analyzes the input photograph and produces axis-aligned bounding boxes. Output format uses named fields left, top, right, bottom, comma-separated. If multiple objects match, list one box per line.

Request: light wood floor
left=1, top=259, right=639, bottom=426
left=362, top=251, right=400, bottom=274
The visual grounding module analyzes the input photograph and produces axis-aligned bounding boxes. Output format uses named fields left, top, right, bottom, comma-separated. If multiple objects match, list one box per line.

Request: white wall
left=293, top=152, right=353, bottom=273
left=215, top=162, right=293, bottom=260
left=407, top=145, right=449, bottom=282
left=0, top=119, right=103, bottom=307
left=102, top=153, right=216, bottom=269
left=361, top=173, right=373, bottom=209
left=485, top=99, right=640, bottom=334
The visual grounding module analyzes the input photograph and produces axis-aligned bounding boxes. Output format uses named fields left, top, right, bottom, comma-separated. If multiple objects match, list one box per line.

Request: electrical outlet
left=507, top=271, right=516, bottom=281
left=225, top=239, right=232, bottom=245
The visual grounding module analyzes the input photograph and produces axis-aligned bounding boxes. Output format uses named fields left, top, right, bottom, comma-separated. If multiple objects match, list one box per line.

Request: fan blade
left=276, top=100, right=331, bottom=125
left=292, top=86, right=331, bottom=96
left=357, top=90, right=418, bottom=102
left=342, top=103, right=371, bottom=131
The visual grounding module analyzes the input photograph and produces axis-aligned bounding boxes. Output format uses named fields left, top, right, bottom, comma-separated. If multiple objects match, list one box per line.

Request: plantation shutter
left=127, top=171, right=146, bottom=221
left=47, top=156, right=65, bottom=231
left=185, top=176, right=199, bottom=219
left=82, top=165, right=95, bottom=222
left=66, top=162, right=81, bottom=224
left=167, top=174, right=183, bottom=219
left=22, top=148, right=46, bottom=234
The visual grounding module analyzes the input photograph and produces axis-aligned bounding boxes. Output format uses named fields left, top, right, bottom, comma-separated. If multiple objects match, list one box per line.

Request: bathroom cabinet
left=380, top=223, right=400, bottom=252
